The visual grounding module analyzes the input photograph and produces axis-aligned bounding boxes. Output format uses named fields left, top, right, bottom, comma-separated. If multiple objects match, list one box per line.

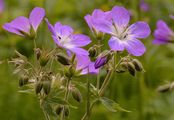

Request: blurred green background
left=1, top=0, right=174, bottom=120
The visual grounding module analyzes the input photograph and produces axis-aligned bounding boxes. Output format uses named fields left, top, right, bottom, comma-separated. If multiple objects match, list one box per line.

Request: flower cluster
left=3, top=5, right=151, bottom=120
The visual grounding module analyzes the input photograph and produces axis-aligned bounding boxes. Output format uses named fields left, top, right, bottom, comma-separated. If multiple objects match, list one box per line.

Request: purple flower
left=75, top=54, right=99, bottom=75
left=153, top=20, right=174, bottom=44
left=93, top=6, right=151, bottom=56
left=0, top=0, right=4, bottom=14
left=170, top=15, right=174, bottom=20
left=45, top=19, right=91, bottom=55
left=3, top=7, right=45, bottom=37
left=84, top=9, right=111, bottom=35
left=140, top=0, right=150, bottom=12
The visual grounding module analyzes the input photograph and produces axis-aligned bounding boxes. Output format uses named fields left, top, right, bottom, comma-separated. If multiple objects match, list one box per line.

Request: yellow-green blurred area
left=1, top=0, right=174, bottom=120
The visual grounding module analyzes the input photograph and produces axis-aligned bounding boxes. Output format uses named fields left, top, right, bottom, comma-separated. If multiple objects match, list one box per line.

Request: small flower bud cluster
left=117, top=57, right=144, bottom=76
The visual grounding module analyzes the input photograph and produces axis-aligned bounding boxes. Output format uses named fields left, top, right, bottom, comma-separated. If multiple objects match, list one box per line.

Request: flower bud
left=35, top=48, right=42, bottom=60
left=127, top=62, right=136, bottom=76
left=43, top=80, right=51, bottom=95
left=132, top=59, right=143, bottom=72
left=64, top=106, right=70, bottom=117
left=88, top=47, right=97, bottom=58
left=55, top=105, right=63, bottom=115
left=56, top=54, right=70, bottom=65
left=64, top=66, right=75, bottom=78
left=71, top=88, right=82, bottom=103
left=157, top=84, right=170, bottom=93
left=35, top=82, right=43, bottom=94
left=40, top=55, right=49, bottom=67
left=94, top=50, right=113, bottom=69
left=19, top=76, right=29, bottom=87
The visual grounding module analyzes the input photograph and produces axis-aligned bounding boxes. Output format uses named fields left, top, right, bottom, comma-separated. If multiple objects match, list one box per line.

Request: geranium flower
left=3, top=7, right=45, bottom=37
left=93, top=6, right=151, bottom=56
left=84, top=9, right=111, bottom=36
left=45, top=19, right=91, bottom=55
left=153, top=20, right=174, bottom=44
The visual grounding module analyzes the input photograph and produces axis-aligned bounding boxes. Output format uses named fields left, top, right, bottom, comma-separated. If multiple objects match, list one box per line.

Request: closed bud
left=64, top=66, right=75, bottom=78
left=71, top=88, right=82, bottom=103
left=19, top=76, right=29, bottom=87
left=35, top=48, right=42, bottom=60
left=157, top=84, right=170, bottom=93
left=43, top=80, right=51, bottom=95
left=127, top=62, right=136, bottom=76
left=56, top=54, right=70, bottom=65
left=116, top=69, right=126, bottom=73
left=40, top=55, right=49, bottom=66
left=157, top=83, right=174, bottom=93
left=64, top=106, right=70, bottom=117
left=120, top=62, right=128, bottom=70
left=94, top=50, right=113, bottom=69
left=35, top=82, right=43, bottom=94
left=88, top=47, right=97, bottom=58
left=132, top=59, right=143, bottom=72
left=55, top=105, right=63, bottom=115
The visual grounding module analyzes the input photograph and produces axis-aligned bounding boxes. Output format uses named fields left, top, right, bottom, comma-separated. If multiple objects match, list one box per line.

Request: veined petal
left=92, top=9, right=105, bottom=19
left=70, top=47, right=89, bottom=55
left=29, top=7, right=45, bottom=32
left=152, top=39, right=168, bottom=44
left=108, top=37, right=125, bottom=51
left=3, top=23, right=23, bottom=36
left=125, top=39, right=146, bottom=56
left=157, top=20, right=172, bottom=33
left=54, top=22, right=73, bottom=37
left=84, top=14, right=93, bottom=31
left=81, top=62, right=99, bottom=75
left=93, top=19, right=113, bottom=34
left=3, top=16, right=30, bottom=36
left=76, top=54, right=90, bottom=70
left=70, top=34, right=91, bottom=47
left=128, top=21, right=151, bottom=39
left=45, top=18, right=56, bottom=36
left=52, top=35, right=62, bottom=47
left=111, top=6, right=130, bottom=28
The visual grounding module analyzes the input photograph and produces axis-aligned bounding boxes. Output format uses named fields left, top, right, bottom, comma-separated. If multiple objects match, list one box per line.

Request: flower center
left=112, top=24, right=129, bottom=41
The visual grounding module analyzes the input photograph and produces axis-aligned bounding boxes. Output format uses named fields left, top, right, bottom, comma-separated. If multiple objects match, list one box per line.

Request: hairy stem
left=41, top=106, right=51, bottom=120
left=81, top=54, right=123, bottom=120
left=86, top=69, right=90, bottom=120
left=97, top=39, right=102, bottom=90
left=60, top=78, right=71, bottom=120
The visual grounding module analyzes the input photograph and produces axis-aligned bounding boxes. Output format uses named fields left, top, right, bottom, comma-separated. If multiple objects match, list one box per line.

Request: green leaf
left=99, top=97, right=131, bottom=113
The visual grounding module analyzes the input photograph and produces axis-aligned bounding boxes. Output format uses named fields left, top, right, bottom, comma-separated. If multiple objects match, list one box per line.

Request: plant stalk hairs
left=3, top=5, right=150, bottom=120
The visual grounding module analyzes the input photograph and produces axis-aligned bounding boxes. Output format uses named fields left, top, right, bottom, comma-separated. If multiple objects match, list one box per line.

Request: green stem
left=97, top=39, right=102, bottom=90
left=81, top=54, right=123, bottom=120
left=81, top=70, right=114, bottom=120
left=42, top=106, right=51, bottom=120
left=33, top=36, right=37, bottom=50
left=81, top=99, right=98, bottom=120
left=86, top=68, right=90, bottom=120
left=99, top=70, right=113, bottom=96
left=60, top=79, right=71, bottom=120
